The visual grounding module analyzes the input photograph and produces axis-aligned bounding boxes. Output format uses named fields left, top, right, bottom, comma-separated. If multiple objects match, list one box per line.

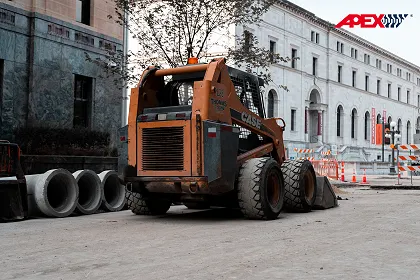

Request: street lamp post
left=385, top=121, right=401, bottom=175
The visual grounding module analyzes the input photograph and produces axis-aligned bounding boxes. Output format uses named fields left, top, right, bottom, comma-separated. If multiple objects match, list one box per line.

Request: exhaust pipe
left=25, top=169, right=78, bottom=218
left=98, top=170, right=126, bottom=212
left=72, top=170, right=102, bottom=215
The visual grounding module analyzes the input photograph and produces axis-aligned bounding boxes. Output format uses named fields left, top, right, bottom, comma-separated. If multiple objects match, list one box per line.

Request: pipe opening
left=78, top=174, right=98, bottom=208
left=104, top=175, right=125, bottom=207
left=47, top=174, right=74, bottom=212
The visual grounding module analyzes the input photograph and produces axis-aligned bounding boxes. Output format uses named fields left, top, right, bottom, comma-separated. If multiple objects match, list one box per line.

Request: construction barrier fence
left=311, top=160, right=339, bottom=180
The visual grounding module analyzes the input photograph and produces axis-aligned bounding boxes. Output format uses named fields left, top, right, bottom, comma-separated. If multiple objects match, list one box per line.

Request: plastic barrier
left=311, top=160, right=339, bottom=180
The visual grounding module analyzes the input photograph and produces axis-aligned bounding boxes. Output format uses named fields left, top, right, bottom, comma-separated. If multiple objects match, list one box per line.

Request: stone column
left=305, top=107, right=309, bottom=134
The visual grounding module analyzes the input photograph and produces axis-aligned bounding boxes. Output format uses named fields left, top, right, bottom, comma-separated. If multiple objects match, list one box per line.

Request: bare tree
left=87, top=0, right=298, bottom=91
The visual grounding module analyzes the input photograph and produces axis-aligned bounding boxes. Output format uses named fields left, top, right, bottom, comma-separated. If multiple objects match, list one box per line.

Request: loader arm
left=201, top=58, right=287, bottom=166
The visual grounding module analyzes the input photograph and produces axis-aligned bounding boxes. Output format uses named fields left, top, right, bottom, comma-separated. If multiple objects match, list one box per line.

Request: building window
left=377, top=79, right=381, bottom=95
left=337, top=105, right=343, bottom=137
left=76, top=0, right=91, bottom=25
left=352, top=70, right=356, bottom=87
left=351, top=109, right=357, bottom=139
left=269, top=40, right=276, bottom=62
left=418, top=95, right=420, bottom=107
left=365, top=75, right=369, bottom=91
left=351, top=48, right=359, bottom=59
left=407, top=72, right=411, bottom=81
left=364, top=111, right=370, bottom=140
left=291, top=48, right=297, bottom=69
left=73, top=74, right=93, bottom=128
left=311, top=31, right=315, bottom=42
left=397, top=68, right=402, bottom=77
left=291, top=109, right=296, bottom=131
left=387, top=63, right=393, bottom=73
left=312, top=57, right=317, bottom=76
left=407, top=90, right=410, bottom=104
left=417, top=78, right=420, bottom=86
left=398, top=87, right=401, bottom=101
left=267, top=90, right=274, bottom=118
left=316, top=33, right=319, bottom=44
left=338, top=65, right=342, bottom=83
left=407, top=121, right=411, bottom=144
left=364, top=54, right=370, bottom=64
left=336, top=41, right=343, bottom=53
left=388, top=83, right=391, bottom=98
left=376, top=59, right=382, bottom=69
left=244, top=31, right=251, bottom=53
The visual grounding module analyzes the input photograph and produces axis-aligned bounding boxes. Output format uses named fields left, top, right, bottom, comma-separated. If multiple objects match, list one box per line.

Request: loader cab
left=140, top=66, right=267, bottom=155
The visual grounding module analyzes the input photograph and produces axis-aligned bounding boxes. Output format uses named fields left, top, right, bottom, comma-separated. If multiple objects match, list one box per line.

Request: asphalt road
left=2, top=188, right=420, bottom=280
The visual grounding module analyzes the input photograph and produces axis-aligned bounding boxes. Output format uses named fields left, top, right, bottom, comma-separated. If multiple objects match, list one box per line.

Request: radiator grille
left=141, top=126, right=184, bottom=171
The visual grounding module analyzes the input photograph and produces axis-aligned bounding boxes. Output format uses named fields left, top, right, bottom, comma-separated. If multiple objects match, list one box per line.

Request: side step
left=313, top=176, right=338, bottom=210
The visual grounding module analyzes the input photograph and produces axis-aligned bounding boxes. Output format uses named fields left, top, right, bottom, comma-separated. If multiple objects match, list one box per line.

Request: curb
left=370, top=185, right=420, bottom=190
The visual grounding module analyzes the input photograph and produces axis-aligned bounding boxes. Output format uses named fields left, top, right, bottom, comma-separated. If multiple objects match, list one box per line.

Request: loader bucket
left=313, top=176, right=338, bottom=210
left=0, top=178, right=28, bottom=222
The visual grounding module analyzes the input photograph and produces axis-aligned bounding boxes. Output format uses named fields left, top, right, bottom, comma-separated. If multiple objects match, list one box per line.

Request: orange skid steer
left=120, top=58, right=337, bottom=220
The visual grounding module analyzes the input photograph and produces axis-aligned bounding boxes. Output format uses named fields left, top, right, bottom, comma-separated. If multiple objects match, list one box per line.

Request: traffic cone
left=360, top=169, right=368, bottom=184
left=351, top=169, right=357, bottom=183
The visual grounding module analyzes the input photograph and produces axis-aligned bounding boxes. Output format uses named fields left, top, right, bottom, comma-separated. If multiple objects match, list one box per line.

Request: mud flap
left=0, top=179, right=27, bottom=221
left=313, top=176, right=338, bottom=210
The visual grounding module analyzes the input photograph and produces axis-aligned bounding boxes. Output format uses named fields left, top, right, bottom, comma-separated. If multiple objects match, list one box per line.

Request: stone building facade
left=0, top=0, right=123, bottom=143
left=226, top=1, right=420, bottom=161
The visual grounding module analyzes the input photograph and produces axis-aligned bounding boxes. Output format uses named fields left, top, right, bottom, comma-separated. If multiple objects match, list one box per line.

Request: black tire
left=183, top=202, right=210, bottom=209
left=281, top=159, right=317, bottom=212
left=237, top=158, right=285, bottom=220
left=126, top=190, right=171, bottom=215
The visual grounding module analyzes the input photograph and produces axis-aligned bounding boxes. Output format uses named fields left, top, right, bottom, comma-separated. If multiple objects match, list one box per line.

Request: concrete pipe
left=25, top=169, right=79, bottom=218
left=98, top=170, right=126, bottom=212
left=72, top=170, right=102, bottom=215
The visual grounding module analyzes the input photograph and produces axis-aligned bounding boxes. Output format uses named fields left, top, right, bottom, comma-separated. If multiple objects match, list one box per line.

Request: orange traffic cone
left=360, top=169, right=368, bottom=184
left=351, top=169, right=357, bottom=183
left=341, top=161, right=345, bottom=182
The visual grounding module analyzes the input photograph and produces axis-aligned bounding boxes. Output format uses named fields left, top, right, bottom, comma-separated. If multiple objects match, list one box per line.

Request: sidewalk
left=329, top=174, right=420, bottom=190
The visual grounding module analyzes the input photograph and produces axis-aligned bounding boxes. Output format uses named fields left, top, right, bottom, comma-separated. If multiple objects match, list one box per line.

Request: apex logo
left=336, top=14, right=410, bottom=28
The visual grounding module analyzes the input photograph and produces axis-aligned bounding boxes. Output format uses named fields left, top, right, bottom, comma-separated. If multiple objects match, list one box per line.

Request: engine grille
left=141, top=126, right=184, bottom=171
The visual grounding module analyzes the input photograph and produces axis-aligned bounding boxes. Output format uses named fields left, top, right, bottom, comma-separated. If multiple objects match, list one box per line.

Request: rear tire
left=126, top=190, right=171, bottom=215
left=281, top=159, right=317, bottom=212
left=237, top=158, right=285, bottom=220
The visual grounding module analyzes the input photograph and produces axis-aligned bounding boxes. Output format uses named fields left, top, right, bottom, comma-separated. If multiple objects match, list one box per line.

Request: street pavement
left=2, top=188, right=420, bottom=280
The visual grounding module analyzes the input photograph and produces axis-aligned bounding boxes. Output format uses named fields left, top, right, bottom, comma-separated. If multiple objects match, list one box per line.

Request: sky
left=288, top=0, right=420, bottom=66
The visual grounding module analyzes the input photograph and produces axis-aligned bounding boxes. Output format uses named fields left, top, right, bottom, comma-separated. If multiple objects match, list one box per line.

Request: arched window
left=267, top=90, right=278, bottom=118
left=364, top=111, right=370, bottom=140
left=351, top=109, right=357, bottom=139
left=388, top=116, right=392, bottom=124
left=398, top=119, right=402, bottom=132
left=337, top=105, right=343, bottom=137
left=416, top=117, right=420, bottom=133
left=377, top=114, right=382, bottom=125
left=407, top=121, right=411, bottom=144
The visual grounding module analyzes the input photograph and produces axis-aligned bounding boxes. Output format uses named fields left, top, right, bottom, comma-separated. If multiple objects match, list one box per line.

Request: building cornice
left=276, top=0, right=420, bottom=74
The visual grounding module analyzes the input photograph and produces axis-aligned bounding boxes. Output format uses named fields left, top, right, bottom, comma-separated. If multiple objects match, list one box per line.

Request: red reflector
left=221, top=126, right=232, bottom=132
left=140, top=115, right=148, bottom=121
left=176, top=113, right=186, bottom=119
left=208, top=132, right=217, bottom=138
left=120, top=136, right=126, bottom=142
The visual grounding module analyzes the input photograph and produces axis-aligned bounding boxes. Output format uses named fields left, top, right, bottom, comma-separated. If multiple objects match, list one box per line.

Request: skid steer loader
left=120, top=58, right=337, bottom=220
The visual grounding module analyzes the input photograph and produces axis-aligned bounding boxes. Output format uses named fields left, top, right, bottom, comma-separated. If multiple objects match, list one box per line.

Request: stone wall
left=0, top=2, right=122, bottom=147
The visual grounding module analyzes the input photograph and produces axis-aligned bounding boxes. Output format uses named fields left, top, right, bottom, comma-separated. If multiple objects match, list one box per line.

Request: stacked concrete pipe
left=98, top=170, right=126, bottom=212
left=25, top=169, right=79, bottom=218
left=72, top=170, right=102, bottom=215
